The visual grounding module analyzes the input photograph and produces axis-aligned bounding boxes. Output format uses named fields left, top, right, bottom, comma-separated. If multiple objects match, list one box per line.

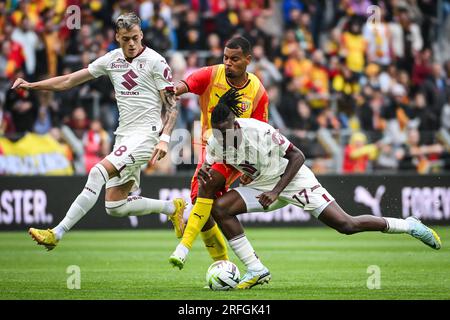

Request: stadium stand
left=1, top=0, right=450, bottom=175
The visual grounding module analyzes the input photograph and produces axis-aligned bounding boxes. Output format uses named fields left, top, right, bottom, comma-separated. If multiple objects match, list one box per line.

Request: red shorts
left=190, top=146, right=241, bottom=203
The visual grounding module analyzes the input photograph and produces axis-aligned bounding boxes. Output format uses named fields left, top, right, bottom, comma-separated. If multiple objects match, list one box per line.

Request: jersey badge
left=240, top=101, right=250, bottom=113
left=271, top=131, right=285, bottom=145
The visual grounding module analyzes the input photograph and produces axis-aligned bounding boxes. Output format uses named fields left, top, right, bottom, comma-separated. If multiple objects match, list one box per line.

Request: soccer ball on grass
left=206, top=260, right=240, bottom=291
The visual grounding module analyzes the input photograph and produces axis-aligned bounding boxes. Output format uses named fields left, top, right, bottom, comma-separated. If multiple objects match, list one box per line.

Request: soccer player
left=169, top=36, right=269, bottom=269
left=202, top=89, right=442, bottom=289
left=11, top=13, right=186, bottom=250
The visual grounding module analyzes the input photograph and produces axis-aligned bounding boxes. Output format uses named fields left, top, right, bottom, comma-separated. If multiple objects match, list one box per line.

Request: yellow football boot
left=236, top=267, right=271, bottom=289
left=169, top=198, right=187, bottom=239
left=28, top=228, right=58, bottom=251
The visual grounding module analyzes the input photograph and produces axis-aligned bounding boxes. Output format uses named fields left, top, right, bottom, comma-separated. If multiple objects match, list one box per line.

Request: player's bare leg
left=170, top=169, right=228, bottom=269
left=212, top=190, right=271, bottom=289
left=318, top=201, right=441, bottom=249
left=318, top=201, right=387, bottom=233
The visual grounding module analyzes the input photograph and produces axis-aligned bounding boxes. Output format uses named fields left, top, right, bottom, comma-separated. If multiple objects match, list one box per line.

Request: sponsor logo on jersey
left=111, top=59, right=129, bottom=69
left=121, top=70, right=138, bottom=90
left=214, top=83, right=228, bottom=90
left=119, top=91, right=140, bottom=95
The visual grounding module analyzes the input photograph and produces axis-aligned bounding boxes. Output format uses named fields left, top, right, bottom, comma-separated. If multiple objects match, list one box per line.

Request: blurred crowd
left=1, top=0, right=450, bottom=175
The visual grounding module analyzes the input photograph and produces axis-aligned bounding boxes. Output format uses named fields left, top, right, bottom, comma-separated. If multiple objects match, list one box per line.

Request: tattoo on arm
left=176, top=81, right=189, bottom=96
left=160, top=89, right=178, bottom=136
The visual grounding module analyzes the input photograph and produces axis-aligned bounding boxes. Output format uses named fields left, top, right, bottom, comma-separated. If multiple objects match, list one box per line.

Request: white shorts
left=233, top=182, right=335, bottom=218
left=105, top=132, right=159, bottom=192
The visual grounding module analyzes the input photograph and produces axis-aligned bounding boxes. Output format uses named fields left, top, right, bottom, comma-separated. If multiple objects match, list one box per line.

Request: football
left=206, top=260, right=240, bottom=291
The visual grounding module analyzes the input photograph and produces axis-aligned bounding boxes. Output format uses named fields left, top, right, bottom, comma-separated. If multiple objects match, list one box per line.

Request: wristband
left=160, top=134, right=171, bottom=143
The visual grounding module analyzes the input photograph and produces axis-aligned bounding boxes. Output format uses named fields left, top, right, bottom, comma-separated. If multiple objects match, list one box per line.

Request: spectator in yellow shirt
left=307, top=50, right=329, bottom=110
left=284, top=45, right=313, bottom=94
left=341, top=17, right=367, bottom=75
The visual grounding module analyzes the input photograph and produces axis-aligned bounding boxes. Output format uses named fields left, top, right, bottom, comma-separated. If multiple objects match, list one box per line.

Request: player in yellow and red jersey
left=169, top=36, right=269, bottom=269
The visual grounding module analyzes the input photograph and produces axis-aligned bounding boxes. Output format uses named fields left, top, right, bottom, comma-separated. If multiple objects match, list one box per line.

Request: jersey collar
left=125, top=46, right=147, bottom=63
left=226, top=73, right=251, bottom=90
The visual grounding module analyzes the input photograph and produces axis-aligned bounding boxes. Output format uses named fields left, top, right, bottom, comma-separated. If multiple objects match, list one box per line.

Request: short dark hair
left=211, top=88, right=244, bottom=124
left=115, top=13, right=141, bottom=31
left=225, top=36, right=251, bottom=55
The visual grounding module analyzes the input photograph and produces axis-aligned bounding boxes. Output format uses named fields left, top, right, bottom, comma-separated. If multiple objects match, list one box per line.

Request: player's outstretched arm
left=257, top=146, right=305, bottom=208
left=149, top=88, right=178, bottom=165
left=175, top=81, right=189, bottom=96
left=11, top=69, right=94, bottom=92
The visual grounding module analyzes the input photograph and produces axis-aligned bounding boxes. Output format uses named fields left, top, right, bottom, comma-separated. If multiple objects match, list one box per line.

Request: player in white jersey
left=12, top=13, right=186, bottom=250
left=198, top=88, right=441, bottom=289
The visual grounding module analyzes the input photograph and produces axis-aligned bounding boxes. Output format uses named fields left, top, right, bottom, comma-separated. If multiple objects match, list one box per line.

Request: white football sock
left=173, top=243, right=189, bottom=260
left=383, top=218, right=411, bottom=234
left=229, top=234, right=264, bottom=272
left=124, top=197, right=175, bottom=215
left=105, top=197, right=175, bottom=217
left=53, top=164, right=108, bottom=240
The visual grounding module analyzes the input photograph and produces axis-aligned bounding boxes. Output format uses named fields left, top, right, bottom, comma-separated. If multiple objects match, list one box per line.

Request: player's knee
left=335, top=218, right=357, bottom=235
left=105, top=200, right=128, bottom=217
left=198, top=172, right=225, bottom=198
left=106, top=206, right=128, bottom=217
left=88, top=164, right=108, bottom=186
left=211, top=198, right=228, bottom=221
left=197, top=185, right=215, bottom=199
left=198, top=180, right=222, bottom=199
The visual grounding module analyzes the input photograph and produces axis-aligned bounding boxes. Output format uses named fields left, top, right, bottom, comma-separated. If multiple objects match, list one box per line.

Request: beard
left=225, top=69, right=237, bottom=78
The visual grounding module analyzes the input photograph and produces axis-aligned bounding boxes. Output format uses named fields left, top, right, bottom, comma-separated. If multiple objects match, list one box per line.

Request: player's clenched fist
left=256, top=190, right=280, bottom=209
left=11, top=78, right=31, bottom=90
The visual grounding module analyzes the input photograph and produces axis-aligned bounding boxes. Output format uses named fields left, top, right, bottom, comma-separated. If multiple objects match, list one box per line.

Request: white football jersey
left=88, top=47, right=174, bottom=136
left=206, top=118, right=317, bottom=186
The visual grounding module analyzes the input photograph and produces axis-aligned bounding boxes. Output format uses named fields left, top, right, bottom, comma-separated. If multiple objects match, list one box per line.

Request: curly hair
left=211, top=88, right=244, bottom=124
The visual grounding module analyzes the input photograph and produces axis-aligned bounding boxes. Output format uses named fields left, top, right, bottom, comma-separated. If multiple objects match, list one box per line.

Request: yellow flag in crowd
left=0, top=133, right=73, bottom=176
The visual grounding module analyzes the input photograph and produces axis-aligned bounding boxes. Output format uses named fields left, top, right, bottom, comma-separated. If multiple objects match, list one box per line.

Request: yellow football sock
left=181, top=197, right=214, bottom=249
left=201, top=223, right=229, bottom=261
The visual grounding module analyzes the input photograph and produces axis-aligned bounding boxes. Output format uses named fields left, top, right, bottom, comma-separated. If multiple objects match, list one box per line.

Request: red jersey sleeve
left=251, top=89, right=269, bottom=123
left=183, top=66, right=214, bottom=95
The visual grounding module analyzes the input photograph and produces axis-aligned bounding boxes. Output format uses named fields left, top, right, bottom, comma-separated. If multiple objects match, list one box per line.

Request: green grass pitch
left=0, top=227, right=449, bottom=300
